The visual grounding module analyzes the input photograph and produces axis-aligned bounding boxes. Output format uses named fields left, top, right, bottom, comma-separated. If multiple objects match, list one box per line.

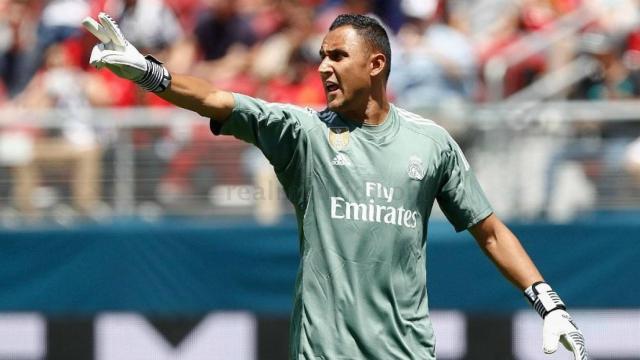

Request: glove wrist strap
left=136, top=55, right=171, bottom=93
left=524, top=281, right=566, bottom=318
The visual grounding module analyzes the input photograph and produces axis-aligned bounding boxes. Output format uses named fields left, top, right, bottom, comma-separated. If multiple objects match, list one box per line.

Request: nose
left=318, top=58, right=331, bottom=77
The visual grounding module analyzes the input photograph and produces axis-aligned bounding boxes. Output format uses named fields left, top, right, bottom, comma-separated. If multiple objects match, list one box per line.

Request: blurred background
left=0, top=0, right=638, bottom=359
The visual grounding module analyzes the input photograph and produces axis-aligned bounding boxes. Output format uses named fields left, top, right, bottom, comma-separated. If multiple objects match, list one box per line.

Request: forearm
left=470, top=214, right=543, bottom=290
left=82, top=13, right=235, bottom=124
left=157, top=73, right=235, bottom=121
left=470, top=215, right=587, bottom=358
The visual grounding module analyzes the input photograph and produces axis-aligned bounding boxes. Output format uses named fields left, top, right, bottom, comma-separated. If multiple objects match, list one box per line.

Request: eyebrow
left=319, top=48, right=348, bottom=58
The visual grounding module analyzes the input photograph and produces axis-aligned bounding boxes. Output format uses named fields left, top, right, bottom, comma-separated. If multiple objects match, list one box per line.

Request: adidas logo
left=331, top=153, right=352, bottom=166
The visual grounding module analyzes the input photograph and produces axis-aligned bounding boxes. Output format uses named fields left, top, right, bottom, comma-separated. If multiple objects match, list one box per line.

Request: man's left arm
left=469, top=214, right=588, bottom=360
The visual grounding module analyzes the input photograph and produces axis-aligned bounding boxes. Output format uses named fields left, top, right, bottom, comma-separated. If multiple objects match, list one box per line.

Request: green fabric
left=217, top=94, right=493, bottom=360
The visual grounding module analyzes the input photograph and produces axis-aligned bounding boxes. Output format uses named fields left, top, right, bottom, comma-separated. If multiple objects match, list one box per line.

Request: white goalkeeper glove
left=81, top=12, right=171, bottom=92
left=524, top=281, right=588, bottom=360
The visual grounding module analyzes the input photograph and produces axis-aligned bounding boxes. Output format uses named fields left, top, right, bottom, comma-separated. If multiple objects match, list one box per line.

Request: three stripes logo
left=331, top=153, right=352, bottom=166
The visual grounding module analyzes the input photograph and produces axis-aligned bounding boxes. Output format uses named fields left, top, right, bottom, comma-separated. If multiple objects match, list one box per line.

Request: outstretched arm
left=82, top=13, right=234, bottom=123
left=156, top=74, right=234, bottom=121
left=469, top=214, right=588, bottom=360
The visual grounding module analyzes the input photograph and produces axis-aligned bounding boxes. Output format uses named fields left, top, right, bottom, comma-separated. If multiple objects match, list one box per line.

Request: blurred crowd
left=1, top=0, right=640, bottom=222
left=2, top=0, right=640, bottom=106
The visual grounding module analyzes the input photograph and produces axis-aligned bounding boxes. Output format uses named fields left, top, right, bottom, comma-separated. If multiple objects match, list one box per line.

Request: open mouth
left=326, top=82, right=339, bottom=93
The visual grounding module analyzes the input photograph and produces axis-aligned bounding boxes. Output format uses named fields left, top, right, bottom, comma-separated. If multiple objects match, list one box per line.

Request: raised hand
left=82, top=12, right=171, bottom=92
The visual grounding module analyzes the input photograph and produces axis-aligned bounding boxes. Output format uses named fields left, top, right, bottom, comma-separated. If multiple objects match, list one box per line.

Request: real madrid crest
left=328, top=127, right=350, bottom=151
left=407, top=155, right=426, bottom=181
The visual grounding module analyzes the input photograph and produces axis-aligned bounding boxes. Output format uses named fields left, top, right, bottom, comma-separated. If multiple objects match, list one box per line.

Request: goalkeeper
left=83, top=13, right=587, bottom=360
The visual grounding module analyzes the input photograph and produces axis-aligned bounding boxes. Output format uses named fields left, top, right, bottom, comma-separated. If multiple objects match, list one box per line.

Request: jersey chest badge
left=328, top=127, right=350, bottom=151
left=408, top=155, right=426, bottom=180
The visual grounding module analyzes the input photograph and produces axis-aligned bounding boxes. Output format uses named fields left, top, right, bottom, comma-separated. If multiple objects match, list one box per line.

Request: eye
left=319, top=50, right=347, bottom=61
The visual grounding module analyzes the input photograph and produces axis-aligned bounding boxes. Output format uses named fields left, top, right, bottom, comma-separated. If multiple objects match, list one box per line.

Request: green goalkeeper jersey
left=212, top=94, right=493, bottom=360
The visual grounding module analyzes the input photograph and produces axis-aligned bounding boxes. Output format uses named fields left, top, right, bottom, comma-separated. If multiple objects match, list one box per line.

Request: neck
left=362, top=100, right=390, bottom=126
left=342, top=84, right=390, bottom=126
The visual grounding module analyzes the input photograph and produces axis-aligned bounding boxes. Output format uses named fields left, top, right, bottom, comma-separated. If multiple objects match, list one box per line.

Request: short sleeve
left=436, top=135, right=493, bottom=232
left=211, top=93, right=310, bottom=172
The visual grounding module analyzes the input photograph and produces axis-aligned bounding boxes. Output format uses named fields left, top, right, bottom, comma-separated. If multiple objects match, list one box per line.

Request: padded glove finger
left=82, top=17, right=111, bottom=44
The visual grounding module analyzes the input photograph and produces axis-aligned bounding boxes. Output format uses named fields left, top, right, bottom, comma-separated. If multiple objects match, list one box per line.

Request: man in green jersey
left=83, top=12, right=587, bottom=360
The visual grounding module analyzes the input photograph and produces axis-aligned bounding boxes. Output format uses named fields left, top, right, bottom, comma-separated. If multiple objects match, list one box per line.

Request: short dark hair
left=329, top=14, right=391, bottom=82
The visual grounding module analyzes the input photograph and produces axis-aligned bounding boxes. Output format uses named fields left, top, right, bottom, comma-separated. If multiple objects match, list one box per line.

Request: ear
left=369, top=53, right=387, bottom=78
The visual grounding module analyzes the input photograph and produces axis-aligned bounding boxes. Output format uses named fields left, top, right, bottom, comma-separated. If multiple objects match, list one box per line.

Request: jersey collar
left=336, top=104, right=400, bottom=146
